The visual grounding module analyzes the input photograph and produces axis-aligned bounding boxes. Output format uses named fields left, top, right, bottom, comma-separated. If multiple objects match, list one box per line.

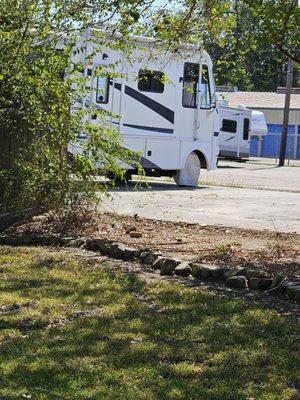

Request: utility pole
left=278, top=57, right=293, bottom=166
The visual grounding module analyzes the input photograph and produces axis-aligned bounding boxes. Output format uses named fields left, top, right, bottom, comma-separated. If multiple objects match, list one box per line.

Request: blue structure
left=250, top=124, right=300, bottom=160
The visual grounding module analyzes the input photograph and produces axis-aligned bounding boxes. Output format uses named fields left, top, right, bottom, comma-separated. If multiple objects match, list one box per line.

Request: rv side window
left=222, top=119, right=237, bottom=133
left=200, top=65, right=211, bottom=109
left=96, top=76, right=110, bottom=104
left=243, top=118, right=250, bottom=140
left=182, top=62, right=199, bottom=108
left=138, top=70, right=164, bottom=93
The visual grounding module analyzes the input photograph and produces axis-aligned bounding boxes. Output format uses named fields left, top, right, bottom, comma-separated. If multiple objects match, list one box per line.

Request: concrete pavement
left=98, top=160, right=300, bottom=233
left=200, top=159, right=300, bottom=192
left=99, top=182, right=300, bottom=234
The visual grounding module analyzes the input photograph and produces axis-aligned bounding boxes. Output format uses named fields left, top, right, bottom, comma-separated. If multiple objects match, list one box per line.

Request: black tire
left=107, top=171, right=132, bottom=183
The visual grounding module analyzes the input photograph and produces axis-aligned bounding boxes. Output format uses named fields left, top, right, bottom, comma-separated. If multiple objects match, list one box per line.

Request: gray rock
left=32, top=234, right=44, bottom=245
left=107, top=242, right=123, bottom=258
left=199, top=264, right=226, bottom=280
left=150, top=256, right=164, bottom=270
left=108, top=243, right=136, bottom=260
left=227, top=276, right=248, bottom=289
left=152, top=257, right=180, bottom=275
left=174, top=262, right=192, bottom=277
left=139, top=251, right=152, bottom=262
left=46, top=235, right=61, bottom=246
left=285, top=285, right=300, bottom=303
left=121, top=246, right=137, bottom=261
left=160, top=258, right=181, bottom=275
left=247, top=269, right=268, bottom=279
left=249, top=278, right=273, bottom=290
left=4, top=235, right=23, bottom=246
left=0, top=209, right=34, bottom=231
left=87, top=241, right=136, bottom=260
left=60, top=237, right=74, bottom=246
left=22, top=232, right=35, bottom=245
left=282, top=280, right=300, bottom=288
left=0, top=235, right=7, bottom=244
left=190, top=263, right=202, bottom=278
left=85, top=238, right=109, bottom=253
left=282, top=281, right=300, bottom=292
left=270, top=274, right=286, bottom=291
left=68, top=237, right=86, bottom=248
left=224, top=267, right=247, bottom=280
left=276, top=280, right=300, bottom=296
left=190, top=263, right=227, bottom=280
left=136, top=248, right=151, bottom=258
left=32, top=235, right=55, bottom=246
left=139, top=251, right=161, bottom=265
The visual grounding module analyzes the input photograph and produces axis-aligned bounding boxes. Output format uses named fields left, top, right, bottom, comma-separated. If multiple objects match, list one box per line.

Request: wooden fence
left=0, top=118, right=32, bottom=169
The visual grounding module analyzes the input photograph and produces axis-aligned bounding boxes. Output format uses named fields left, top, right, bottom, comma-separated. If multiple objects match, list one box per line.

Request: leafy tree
left=203, top=1, right=292, bottom=90
left=0, top=0, right=155, bottom=216
left=162, top=0, right=300, bottom=90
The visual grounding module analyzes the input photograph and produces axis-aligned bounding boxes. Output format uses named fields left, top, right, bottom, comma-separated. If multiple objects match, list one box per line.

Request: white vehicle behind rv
left=69, top=33, right=219, bottom=187
left=218, top=101, right=268, bottom=161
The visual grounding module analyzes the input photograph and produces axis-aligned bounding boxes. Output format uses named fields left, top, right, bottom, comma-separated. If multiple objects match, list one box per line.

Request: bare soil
left=13, top=211, right=300, bottom=280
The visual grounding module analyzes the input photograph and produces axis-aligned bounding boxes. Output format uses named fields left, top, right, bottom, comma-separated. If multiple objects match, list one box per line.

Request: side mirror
left=211, top=93, right=219, bottom=108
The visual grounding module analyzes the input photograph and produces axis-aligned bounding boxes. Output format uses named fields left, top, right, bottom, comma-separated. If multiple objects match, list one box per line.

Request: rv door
left=197, top=64, right=217, bottom=166
left=219, top=112, right=240, bottom=159
left=177, top=62, right=215, bottom=147
left=195, top=64, right=215, bottom=140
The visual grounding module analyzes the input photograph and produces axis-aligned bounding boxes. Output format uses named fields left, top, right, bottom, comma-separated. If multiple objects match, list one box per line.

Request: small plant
left=214, top=242, right=242, bottom=262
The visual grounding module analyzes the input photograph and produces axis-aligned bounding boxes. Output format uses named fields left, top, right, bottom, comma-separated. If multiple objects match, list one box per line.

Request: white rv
left=69, top=33, right=219, bottom=187
left=218, top=104, right=267, bottom=161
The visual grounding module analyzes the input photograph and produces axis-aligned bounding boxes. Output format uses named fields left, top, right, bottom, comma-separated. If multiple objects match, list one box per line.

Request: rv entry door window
left=200, top=65, right=211, bottom=109
left=221, top=119, right=237, bottom=133
left=243, top=118, right=250, bottom=140
left=96, top=76, right=110, bottom=104
left=182, top=63, right=199, bottom=108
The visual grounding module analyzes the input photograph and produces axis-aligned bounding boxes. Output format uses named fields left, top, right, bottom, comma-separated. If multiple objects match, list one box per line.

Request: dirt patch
left=12, top=211, right=300, bottom=280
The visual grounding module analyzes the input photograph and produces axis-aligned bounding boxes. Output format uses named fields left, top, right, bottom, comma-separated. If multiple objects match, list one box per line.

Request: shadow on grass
left=0, top=247, right=299, bottom=400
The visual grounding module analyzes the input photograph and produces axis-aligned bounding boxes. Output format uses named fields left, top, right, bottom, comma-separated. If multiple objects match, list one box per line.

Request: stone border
left=0, top=232, right=299, bottom=304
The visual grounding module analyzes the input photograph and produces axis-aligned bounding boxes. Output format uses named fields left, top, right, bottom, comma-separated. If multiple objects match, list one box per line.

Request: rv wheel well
left=193, top=150, right=207, bottom=169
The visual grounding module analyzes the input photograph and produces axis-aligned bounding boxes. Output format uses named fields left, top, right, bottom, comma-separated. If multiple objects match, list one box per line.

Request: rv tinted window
left=96, top=76, right=110, bottom=104
left=182, top=63, right=199, bottom=108
left=200, top=65, right=211, bottom=109
left=222, top=119, right=237, bottom=133
left=138, top=70, right=164, bottom=93
left=243, top=118, right=250, bottom=140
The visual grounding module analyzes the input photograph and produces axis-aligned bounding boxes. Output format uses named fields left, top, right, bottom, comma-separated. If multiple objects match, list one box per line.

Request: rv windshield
left=200, top=65, right=211, bottom=109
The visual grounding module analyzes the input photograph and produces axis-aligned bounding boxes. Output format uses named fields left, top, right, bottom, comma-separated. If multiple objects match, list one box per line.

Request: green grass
left=0, top=246, right=299, bottom=400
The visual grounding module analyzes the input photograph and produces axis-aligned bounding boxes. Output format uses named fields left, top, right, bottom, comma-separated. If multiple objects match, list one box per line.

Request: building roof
left=217, top=91, right=300, bottom=110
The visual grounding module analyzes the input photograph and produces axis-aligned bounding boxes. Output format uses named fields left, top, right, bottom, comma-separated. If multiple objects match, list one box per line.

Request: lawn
left=0, top=246, right=299, bottom=400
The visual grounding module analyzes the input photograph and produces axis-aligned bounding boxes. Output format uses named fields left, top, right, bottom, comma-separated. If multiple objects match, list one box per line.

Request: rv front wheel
left=174, top=152, right=201, bottom=187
